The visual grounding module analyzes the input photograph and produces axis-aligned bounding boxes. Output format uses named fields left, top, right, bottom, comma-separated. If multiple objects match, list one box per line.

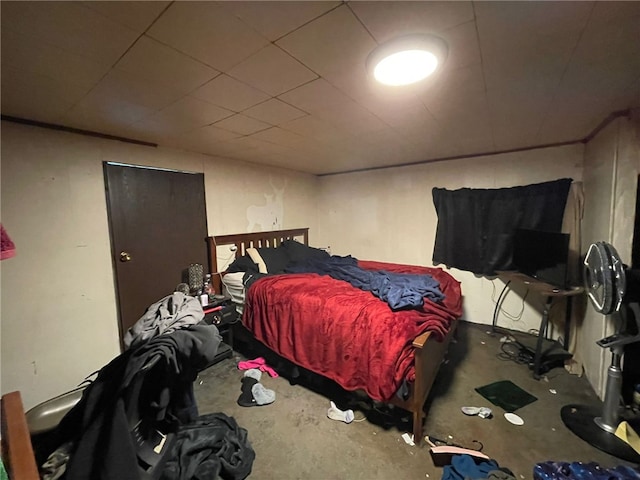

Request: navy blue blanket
left=285, top=256, right=444, bottom=310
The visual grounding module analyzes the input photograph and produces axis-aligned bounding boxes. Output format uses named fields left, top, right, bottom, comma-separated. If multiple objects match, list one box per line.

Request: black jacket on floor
left=161, top=413, right=255, bottom=480
left=44, top=325, right=222, bottom=480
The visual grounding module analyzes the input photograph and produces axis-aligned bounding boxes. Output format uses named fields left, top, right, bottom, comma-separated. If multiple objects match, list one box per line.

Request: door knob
left=120, top=251, right=132, bottom=262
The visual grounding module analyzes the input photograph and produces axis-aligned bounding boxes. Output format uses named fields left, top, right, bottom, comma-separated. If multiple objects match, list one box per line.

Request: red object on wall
left=1, top=224, right=16, bottom=260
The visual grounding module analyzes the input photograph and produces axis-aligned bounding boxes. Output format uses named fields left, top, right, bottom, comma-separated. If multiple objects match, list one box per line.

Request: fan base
left=561, top=404, right=640, bottom=463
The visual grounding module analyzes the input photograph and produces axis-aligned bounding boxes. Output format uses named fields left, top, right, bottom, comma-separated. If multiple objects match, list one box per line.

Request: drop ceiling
left=1, top=1, right=639, bottom=175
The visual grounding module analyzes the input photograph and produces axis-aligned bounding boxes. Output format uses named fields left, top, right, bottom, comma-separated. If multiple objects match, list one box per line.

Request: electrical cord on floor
left=497, top=340, right=534, bottom=365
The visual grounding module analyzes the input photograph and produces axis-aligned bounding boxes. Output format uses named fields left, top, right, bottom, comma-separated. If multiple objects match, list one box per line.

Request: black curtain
left=432, top=178, right=573, bottom=275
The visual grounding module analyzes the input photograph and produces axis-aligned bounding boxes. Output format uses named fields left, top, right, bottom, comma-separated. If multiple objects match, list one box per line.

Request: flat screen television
left=512, top=228, right=570, bottom=289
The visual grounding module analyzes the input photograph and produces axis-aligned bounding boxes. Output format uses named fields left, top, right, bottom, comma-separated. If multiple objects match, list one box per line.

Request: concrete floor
left=194, top=321, right=634, bottom=479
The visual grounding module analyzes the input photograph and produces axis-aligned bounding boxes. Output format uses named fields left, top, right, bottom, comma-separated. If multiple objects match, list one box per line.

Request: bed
left=206, top=228, right=462, bottom=444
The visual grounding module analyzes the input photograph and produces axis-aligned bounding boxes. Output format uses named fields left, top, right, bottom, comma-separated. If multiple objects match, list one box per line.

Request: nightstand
left=201, top=299, right=239, bottom=366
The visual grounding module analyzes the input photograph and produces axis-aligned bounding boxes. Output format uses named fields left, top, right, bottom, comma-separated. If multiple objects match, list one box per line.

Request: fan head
left=583, top=242, right=626, bottom=315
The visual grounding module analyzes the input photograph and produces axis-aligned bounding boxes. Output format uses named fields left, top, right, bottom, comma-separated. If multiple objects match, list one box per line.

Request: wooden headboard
left=206, top=228, right=309, bottom=294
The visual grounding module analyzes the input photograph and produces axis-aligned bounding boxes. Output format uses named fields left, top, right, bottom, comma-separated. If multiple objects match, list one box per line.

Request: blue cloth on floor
left=442, top=454, right=499, bottom=480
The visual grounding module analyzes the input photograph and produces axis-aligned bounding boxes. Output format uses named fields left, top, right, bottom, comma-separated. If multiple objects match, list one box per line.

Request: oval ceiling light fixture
left=367, top=34, right=448, bottom=87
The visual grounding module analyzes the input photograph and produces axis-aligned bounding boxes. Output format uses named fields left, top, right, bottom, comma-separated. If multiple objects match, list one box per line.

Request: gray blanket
left=124, top=292, right=204, bottom=349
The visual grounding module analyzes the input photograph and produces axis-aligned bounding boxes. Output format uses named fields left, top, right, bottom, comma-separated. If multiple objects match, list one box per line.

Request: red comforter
left=243, top=260, right=462, bottom=402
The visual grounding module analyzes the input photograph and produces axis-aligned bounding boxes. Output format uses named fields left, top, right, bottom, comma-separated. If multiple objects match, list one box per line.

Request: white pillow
left=221, top=272, right=246, bottom=314
left=246, top=247, right=268, bottom=274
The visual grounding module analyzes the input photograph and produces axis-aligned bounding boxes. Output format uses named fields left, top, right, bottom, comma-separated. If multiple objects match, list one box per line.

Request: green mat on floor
left=475, top=380, right=537, bottom=412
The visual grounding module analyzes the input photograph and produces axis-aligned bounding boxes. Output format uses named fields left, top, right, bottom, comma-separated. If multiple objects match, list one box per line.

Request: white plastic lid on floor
left=504, top=412, right=524, bottom=425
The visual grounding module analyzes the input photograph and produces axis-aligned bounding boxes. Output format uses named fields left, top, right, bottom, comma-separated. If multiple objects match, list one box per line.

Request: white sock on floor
left=327, top=401, right=354, bottom=424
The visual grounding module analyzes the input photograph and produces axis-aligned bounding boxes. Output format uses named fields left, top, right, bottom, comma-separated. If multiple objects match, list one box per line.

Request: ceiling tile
left=324, top=66, right=432, bottom=118
left=474, top=1, right=593, bottom=51
left=538, top=101, right=616, bottom=144
left=1, top=66, right=89, bottom=107
left=115, top=121, right=175, bottom=144
left=1, top=67, right=79, bottom=123
left=277, top=5, right=377, bottom=77
left=539, top=74, right=639, bottom=145
left=250, top=127, right=307, bottom=149
left=280, top=115, right=351, bottom=144
left=420, top=63, right=486, bottom=112
left=150, top=97, right=235, bottom=130
left=227, top=45, right=318, bottom=96
left=1, top=27, right=112, bottom=91
left=218, top=1, right=341, bottom=41
left=476, top=2, right=593, bottom=91
left=207, top=136, right=266, bottom=156
left=173, top=124, right=242, bottom=151
left=0, top=1, right=139, bottom=64
left=147, top=2, right=270, bottom=71
left=317, top=104, right=388, bottom=136
left=559, top=64, right=639, bottom=108
left=2, top=1, right=639, bottom=176
left=278, top=78, right=356, bottom=116
left=581, top=1, right=640, bottom=28
left=89, top=69, right=185, bottom=111
left=243, top=99, right=307, bottom=125
left=326, top=64, right=441, bottom=109
left=115, top=36, right=219, bottom=95
left=213, top=114, right=272, bottom=135
left=349, top=1, right=474, bottom=42
left=81, top=1, right=170, bottom=32
left=620, top=81, right=640, bottom=109
left=570, top=12, right=640, bottom=74
left=335, top=128, right=410, bottom=155
left=362, top=97, right=438, bottom=133
left=440, top=21, right=481, bottom=72
left=486, top=86, right=553, bottom=150
left=428, top=90, right=493, bottom=130
left=191, top=74, right=270, bottom=112
left=392, top=114, right=442, bottom=145
left=61, top=93, right=155, bottom=132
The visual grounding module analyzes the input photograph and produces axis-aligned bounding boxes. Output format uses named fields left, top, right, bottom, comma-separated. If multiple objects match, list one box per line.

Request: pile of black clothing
left=40, top=323, right=255, bottom=480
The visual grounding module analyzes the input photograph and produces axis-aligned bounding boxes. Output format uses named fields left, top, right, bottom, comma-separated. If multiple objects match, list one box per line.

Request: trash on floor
left=475, top=380, right=537, bottom=412
left=549, top=389, right=557, bottom=394
left=615, top=421, right=640, bottom=454
left=504, top=412, right=524, bottom=426
left=327, top=401, right=354, bottom=424
left=564, top=358, right=584, bottom=376
left=461, top=406, right=492, bottom=418
left=401, top=432, right=415, bottom=446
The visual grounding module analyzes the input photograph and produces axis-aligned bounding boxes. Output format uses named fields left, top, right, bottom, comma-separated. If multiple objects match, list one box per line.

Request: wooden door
left=104, top=163, right=208, bottom=344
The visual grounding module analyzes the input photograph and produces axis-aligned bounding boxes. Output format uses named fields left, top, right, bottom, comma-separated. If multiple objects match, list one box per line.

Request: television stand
left=493, top=271, right=584, bottom=379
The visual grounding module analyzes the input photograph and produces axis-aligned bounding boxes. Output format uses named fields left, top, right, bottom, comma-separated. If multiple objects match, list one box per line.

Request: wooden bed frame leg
left=391, top=320, right=457, bottom=447
left=413, top=407, right=424, bottom=445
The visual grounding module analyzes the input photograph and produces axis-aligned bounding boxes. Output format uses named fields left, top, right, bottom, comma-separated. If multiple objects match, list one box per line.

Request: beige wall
left=580, top=113, right=640, bottom=396
left=317, top=144, right=584, bottom=334
left=0, top=121, right=318, bottom=409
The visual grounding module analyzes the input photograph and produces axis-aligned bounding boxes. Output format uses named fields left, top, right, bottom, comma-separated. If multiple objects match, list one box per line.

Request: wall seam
left=598, top=119, right=621, bottom=396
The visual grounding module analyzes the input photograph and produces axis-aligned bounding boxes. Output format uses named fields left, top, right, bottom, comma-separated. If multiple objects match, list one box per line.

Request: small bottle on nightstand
left=200, top=274, right=212, bottom=306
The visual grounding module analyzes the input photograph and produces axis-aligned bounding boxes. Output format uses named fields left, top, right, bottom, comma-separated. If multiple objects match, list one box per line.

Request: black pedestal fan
left=561, top=241, right=640, bottom=462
